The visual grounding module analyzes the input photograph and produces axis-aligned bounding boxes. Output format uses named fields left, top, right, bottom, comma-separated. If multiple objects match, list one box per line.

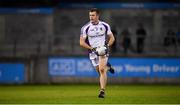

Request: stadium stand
left=0, top=9, right=180, bottom=57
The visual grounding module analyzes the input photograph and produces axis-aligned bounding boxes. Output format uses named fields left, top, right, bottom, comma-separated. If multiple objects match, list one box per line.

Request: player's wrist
left=91, top=47, right=96, bottom=52
left=105, top=44, right=110, bottom=48
left=90, top=47, right=94, bottom=50
left=107, top=44, right=110, bottom=47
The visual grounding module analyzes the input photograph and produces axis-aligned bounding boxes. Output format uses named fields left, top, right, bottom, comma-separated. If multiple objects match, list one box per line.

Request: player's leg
left=90, top=56, right=105, bottom=98
left=99, top=55, right=107, bottom=90
left=95, top=66, right=100, bottom=75
left=107, top=62, right=115, bottom=74
left=89, top=53, right=100, bottom=75
left=89, top=53, right=113, bottom=98
left=98, top=55, right=108, bottom=98
left=91, top=58, right=100, bottom=75
left=94, top=61, right=114, bottom=75
left=90, top=52, right=114, bottom=75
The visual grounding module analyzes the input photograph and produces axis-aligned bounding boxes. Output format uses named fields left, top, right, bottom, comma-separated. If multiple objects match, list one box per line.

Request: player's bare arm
left=107, top=34, right=115, bottom=47
left=80, top=36, right=93, bottom=50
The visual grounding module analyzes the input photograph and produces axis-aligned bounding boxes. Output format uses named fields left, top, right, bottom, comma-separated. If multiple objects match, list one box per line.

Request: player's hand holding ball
left=96, top=46, right=108, bottom=56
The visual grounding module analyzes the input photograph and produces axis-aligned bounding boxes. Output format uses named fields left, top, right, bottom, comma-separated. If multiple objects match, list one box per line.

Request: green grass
left=0, top=84, right=180, bottom=104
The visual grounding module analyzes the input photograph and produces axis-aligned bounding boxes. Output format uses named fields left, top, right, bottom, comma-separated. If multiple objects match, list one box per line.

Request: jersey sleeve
left=102, top=22, right=113, bottom=35
left=106, top=24, right=113, bottom=35
left=80, top=26, right=87, bottom=38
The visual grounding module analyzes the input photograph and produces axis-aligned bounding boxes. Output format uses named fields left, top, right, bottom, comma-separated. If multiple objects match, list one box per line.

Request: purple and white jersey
left=80, top=21, right=112, bottom=48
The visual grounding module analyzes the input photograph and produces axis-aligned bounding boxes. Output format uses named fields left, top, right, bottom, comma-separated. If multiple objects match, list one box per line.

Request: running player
left=79, top=8, right=115, bottom=98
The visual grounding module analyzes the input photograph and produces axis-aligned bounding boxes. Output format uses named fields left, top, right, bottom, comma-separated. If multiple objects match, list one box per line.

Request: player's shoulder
left=99, top=21, right=110, bottom=26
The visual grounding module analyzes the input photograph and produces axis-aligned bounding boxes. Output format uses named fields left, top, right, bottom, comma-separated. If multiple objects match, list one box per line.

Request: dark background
left=0, top=0, right=179, bottom=7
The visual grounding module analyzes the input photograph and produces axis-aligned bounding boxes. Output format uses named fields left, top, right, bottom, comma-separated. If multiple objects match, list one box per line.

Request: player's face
left=89, top=11, right=99, bottom=24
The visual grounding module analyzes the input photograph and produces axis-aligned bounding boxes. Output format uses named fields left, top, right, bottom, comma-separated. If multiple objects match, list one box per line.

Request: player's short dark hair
left=89, top=8, right=100, bottom=15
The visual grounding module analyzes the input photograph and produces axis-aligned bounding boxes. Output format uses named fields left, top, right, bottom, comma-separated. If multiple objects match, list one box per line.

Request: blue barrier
left=0, top=63, right=25, bottom=83
left=0, top=8, right=53, bottom=14
left=108, top=58, right=180, bottom=77
left=49, top=57, right=97, bottom=77
left=59, top=3, right=180, bottom=9
left=49, top=57, right=180, bottom=78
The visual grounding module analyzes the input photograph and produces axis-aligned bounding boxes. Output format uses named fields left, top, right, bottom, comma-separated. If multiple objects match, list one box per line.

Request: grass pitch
left=0, top=84, right=180, bottom=104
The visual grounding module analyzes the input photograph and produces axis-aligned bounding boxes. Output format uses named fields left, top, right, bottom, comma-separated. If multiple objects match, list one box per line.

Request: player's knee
left=99, top=68, right=105, bottom=74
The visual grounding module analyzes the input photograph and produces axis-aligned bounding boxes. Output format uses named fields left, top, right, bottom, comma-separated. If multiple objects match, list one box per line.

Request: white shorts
left=89, top=52, right=109, bottom=67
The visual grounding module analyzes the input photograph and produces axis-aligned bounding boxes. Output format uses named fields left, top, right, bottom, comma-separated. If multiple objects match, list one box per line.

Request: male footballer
left=80, top=8, right=115, bottom=98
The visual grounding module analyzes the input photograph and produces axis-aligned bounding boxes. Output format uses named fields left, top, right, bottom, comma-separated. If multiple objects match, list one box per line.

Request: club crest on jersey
left=95, top=27, right=98, bottom=31
left=100, top=27, right=103, bottom=31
